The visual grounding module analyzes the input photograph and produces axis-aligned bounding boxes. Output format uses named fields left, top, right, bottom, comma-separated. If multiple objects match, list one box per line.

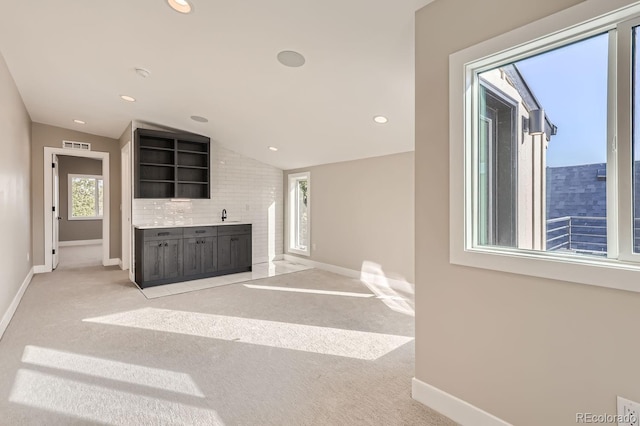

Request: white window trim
left=68, top=174, right=104, bottom=221
left=449, top=0, right=640, bottom=294
left=288, top=171, right=311, bottom=256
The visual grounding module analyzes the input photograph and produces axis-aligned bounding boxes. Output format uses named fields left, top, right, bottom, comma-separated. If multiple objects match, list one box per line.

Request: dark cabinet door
left=183, top=237, right=201, bottom=277
left=143, top=240, right=164, bottom=282
left=217, top=235, right=233, bottom=271
left=163, top=239, right=183, bottom=280
left=236, top=234, right=252, bottom=268
left=201, top=236, right=218, bottom=274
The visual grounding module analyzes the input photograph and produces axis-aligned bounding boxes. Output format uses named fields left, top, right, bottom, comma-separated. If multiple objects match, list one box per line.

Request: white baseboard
left=58, top=239, right=103, bottom=247
left=411, top=378, right=511, bottom=426
left=33, top=265, right=51, bottom=274
left=283, top=254, right=413, bottom=290
left=284, top=254, right=360, bottom=278
left=0, top=267, right=34, bottom=340
left=104, top=258, right=120, bottom=267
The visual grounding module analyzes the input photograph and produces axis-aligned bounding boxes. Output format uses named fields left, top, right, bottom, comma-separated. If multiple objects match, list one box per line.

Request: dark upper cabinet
left=135, top=128, right=210, bottom=199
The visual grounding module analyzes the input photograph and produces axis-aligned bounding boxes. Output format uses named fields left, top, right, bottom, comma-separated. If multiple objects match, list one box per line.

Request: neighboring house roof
left=502, top=64, right=558, bottom=141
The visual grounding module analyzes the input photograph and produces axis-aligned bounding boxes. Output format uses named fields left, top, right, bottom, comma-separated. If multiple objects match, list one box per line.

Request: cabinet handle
left=231, top=237, right=238, bottom=241
left=158, top=232, right=170, bottom=236
left=164, top=242, right=168, bottom=247
left=196, top=230, right=206, bottom=234
left=158, top=243, right=163, bottom=247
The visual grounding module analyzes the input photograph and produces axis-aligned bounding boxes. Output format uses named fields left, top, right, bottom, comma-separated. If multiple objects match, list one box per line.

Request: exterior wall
left=285, top=152, right=415, bottom=283
left=57, top=156, right=102, bottom=242
left=0, top=51, right=32, bottom=331
left=31, top=123, right=121, bottom=265
left=481, top=69, right=547, bottom=250
left=132, top=137, right=283, bottom=264
left=416, top=0, right=640, bottom=425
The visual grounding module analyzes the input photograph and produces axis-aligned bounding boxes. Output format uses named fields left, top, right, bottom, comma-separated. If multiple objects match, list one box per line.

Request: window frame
left=68, top=174, right=104, bottom=221
left=287, top=171, right=311, bottom=256
left=449, top=0, right=640, bottom=293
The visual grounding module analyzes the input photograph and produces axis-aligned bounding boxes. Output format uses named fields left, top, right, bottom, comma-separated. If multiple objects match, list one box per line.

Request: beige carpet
left=0, top=266, right=456, bottom=425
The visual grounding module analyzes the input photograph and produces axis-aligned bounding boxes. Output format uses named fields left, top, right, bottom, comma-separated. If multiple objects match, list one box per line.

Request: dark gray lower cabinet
left=183, top=236, right=218, bottom=278
left=136, top=227, right=183, bottom=287
left=218, top=225, right=252, bottom=273
left=135, top=224, right=251, bottom=288
left=218, top=234, right=251, bottom=272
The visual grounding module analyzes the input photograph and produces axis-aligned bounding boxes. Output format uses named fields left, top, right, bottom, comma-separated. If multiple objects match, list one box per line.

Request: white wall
left=133, top=140, right=283, bottom=264
left=0, top=51, right=32, bottom=334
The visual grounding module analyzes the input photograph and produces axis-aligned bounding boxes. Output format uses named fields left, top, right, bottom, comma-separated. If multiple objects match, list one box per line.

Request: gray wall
left=0, top=52, right=32, bottom=331
left=58, top=156, right=102, bottom=242
left=415, top=0, right=640, bottom=425
left=285, top=151, right=414, bottom=283
left=31, top=123, right=121, bottom=265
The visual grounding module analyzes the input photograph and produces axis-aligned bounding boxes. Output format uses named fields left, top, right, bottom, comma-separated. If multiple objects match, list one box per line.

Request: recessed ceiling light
left=277, top=51, right=306, bottom=68
left=120, top=95, right=136, bottom=102
left=373, top=115, right=388, bottom=124
left=168, top=0, right=192, bottom=14
left=268, top=146, right=278, bottom=152
left=135, top=67, right=151, bottom=78
left=191, top=115, right=208, bottom=123
left=73, top=119, right=86, bottom=125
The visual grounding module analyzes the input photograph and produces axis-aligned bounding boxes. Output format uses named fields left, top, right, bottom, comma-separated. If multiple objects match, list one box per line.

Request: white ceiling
left=0, top=0, right=430, bottom=170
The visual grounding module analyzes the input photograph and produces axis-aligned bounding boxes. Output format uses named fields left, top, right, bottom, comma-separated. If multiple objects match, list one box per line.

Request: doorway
left=54, top=154, right=104, bottom=270
left=43, top=147, right=110, bottom=272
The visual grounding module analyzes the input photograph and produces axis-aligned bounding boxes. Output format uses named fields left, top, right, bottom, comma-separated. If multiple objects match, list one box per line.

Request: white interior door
left=52, top=154, right=60, bottom=269
left=121, top=142, right=131, bottom=271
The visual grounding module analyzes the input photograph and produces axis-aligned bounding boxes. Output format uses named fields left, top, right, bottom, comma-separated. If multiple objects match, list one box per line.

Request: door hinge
left=52, top=162, right=56, bottom=168
left=52, top=249, right=56, bottom=255
left=52, top=206, right=56, bottom=212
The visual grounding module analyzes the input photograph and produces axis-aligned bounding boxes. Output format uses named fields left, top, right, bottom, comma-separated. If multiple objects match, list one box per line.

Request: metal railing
left=546, top=216, right=607, bottom=255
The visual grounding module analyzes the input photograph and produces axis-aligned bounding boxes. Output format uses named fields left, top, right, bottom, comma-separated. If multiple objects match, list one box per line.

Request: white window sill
left=451, top=246, right=640, bottom=294
left=68, top=217, right=103, bottom=221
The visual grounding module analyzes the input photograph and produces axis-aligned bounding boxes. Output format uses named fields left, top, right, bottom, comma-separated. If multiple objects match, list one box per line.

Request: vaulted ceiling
left=0, top=0, right=431, bottom=169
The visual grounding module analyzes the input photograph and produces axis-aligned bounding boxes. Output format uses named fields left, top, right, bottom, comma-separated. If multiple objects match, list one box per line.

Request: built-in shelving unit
left=135, top=128, right=210, bottom=199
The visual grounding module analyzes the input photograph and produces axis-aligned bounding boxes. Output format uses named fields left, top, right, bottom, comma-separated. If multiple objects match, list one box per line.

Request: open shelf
left=135, top=128, right=210, bottom=199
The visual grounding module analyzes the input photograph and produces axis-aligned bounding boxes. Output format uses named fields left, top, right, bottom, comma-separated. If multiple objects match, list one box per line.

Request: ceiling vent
left=62, top=140, right=91, bottom=151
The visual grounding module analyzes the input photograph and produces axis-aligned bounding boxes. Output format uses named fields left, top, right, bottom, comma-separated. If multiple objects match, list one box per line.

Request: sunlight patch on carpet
left=9, top=369, right=223, bottom=425
left=22, top=345, right=204, bottom=397
left=243, top=283, right=375, bottom=298
left=84, top=307, right=413, bottom=361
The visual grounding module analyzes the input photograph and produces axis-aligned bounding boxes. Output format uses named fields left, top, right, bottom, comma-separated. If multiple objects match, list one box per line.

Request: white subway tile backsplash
left=133, top=142, right=283, bottom=262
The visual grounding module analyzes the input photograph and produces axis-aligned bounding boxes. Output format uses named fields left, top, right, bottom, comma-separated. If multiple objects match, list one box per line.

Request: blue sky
left=515, top=33, right=609, bottom=167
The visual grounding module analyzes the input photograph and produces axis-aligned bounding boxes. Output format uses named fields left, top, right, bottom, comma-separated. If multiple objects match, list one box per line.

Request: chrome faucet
left=221, top=209, right=227, bottom=222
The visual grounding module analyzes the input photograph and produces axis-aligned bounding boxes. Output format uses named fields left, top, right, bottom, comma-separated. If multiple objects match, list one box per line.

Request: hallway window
left=69, top=174, right=103, bottom=220
left=288, top=172, right=310, bottom=256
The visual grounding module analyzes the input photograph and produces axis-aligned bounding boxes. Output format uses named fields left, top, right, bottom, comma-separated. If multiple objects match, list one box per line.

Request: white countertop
left=134, top=222, right=251, bottom=230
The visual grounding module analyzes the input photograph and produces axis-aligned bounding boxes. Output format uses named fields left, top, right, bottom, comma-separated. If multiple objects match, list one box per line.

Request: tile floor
left=140, top=260, right=313, bottom=299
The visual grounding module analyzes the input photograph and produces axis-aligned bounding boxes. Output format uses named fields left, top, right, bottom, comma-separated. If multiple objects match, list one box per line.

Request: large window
left=450, top=2, right=640, bottom=293
left=288, top=172, right=310, bottom=256
left=68, top=174, right=103, bottom=220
